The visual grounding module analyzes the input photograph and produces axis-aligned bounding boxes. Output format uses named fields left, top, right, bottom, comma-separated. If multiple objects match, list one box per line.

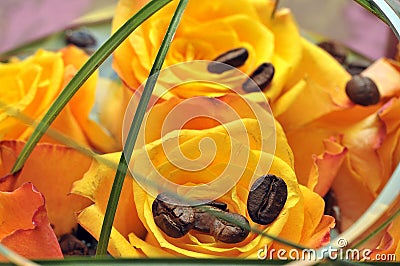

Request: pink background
left=0, top=0, right=398, bottom=59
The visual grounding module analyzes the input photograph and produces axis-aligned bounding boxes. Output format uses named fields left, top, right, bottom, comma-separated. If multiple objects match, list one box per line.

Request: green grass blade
left=95, top=0, right=189, bottom=256
left=10, top=0, right=173, bottom=174
left=352, top=206, right=400, bottom=249
left=353, top=0, right=390, bottom=25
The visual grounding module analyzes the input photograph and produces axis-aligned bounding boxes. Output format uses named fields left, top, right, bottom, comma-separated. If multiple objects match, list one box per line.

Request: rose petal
left=0, top=183, right=63, bottom=260
left=72, top=153, right=146, bottom=239
left=308, top=136, right=348, bottom=196
left=268, top=8, right=303, bottom=88
left=273, top=38, right=351, bottom=132
left=362, top=59, right=400, bottom=98
left=62, top=46, right=120, bottom=152
left=299, top=185, right=335, bottom=248
left=77, top=204, right=140, bottom=257
left=0, top=140, right=92, bottom=236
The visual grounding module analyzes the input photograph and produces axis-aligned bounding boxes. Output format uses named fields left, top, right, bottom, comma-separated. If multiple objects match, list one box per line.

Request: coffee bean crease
left=242, top=63, right=275, bottom=92
left=247, top=174, right=287, bottom=225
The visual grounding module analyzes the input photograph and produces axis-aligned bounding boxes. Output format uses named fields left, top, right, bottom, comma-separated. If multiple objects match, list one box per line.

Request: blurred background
left=0, top=0, right=398, bottom=59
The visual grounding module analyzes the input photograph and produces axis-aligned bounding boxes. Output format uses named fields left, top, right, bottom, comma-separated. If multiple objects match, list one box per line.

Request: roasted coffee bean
left=193, top=201, right=227, bottom=233
left=152, top=193, right=195, bottom=238
left=247, top=174, right=287, bottom=225
left=207, top=47, right=249, bottom=74
left=193, top=206, right=250, bottom=243
left=193, top=206, right=219, bottom=233
left=202, top=200, right=228, bottom=211
left=318, top=41, right=347, bottom=65
left=345, top=59, right=371, bottom=76
left=210, top=212, right=250, bottom=243
left=65, top=28, right=97, bottom=48
left=242, top=63, right=275, bottom=92
left=345, top=75, right=380, bottom=106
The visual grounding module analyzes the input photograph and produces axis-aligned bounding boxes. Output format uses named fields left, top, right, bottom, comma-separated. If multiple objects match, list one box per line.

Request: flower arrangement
left=0, top=0, right=399, bottom=265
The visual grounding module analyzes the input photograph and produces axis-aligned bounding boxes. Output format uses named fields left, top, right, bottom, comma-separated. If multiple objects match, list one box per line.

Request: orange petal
left=303, top=215, right=335, bottom=248
left=377, top=98, right=400, bottom=190
left=0, top=183, right=63, bottom=260
left=332, top=161, right=375, bottom=231
left=341, top=113, right=386, bottom=196
left=308, top=136, right=348, bottom=196
left=362, top=59, right=400, bottom=98
left=0, top=140, right=92, bottom=236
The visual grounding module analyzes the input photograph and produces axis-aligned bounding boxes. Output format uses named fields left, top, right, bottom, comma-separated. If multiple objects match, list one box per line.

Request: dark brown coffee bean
left=152, top=193, right=195, bottom=238
left=193, top=206, right=249, bottom=243
left=193, top=206, right=219, bottom=234
left=345, top=75, right=380, bottom=106
left=192, top=202, right=227, bottom=233
left=242, top=63, right=275, bottom=92
left=207, top=47, right=249, bottom=74
left=202, top=200, right=228, bottom=211
left=210, top=211, right=250, bottom=243
left=247, top=174, right=287, bottom=225
left=65, top=28, right=97, bottom=48
left=345, top=59, right=371, bottom=76
left=318, top=41, right=347, bottom=65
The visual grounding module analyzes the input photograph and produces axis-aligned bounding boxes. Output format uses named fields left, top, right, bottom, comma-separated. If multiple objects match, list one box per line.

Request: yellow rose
left=72, top=93, right=334, bottom=258
left=0, top=45, right=119, bottom=152
left=112, top=0, right=349, bottom=106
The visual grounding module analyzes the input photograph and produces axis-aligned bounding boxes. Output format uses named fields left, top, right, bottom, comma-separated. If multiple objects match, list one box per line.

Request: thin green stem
left=95, top=0, right=189, bottom=256
left=353, top=0, right=390, bottom=25
left=0, top=244, right=39, bottom=266
left=10, top=0, right=173, bottom=174
left=352, top=206, right=400, bottom=249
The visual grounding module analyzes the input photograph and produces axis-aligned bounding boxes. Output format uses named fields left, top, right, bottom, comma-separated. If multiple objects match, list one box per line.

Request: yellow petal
left=299, top=185, right=334, bottom=248
left=268, top=8, right=302, bottom=86
left=61, top=46, right=120, bottom=153
left=77, top=205, right=141, bottom=257
left=72, top=153, right=146, bottom=239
